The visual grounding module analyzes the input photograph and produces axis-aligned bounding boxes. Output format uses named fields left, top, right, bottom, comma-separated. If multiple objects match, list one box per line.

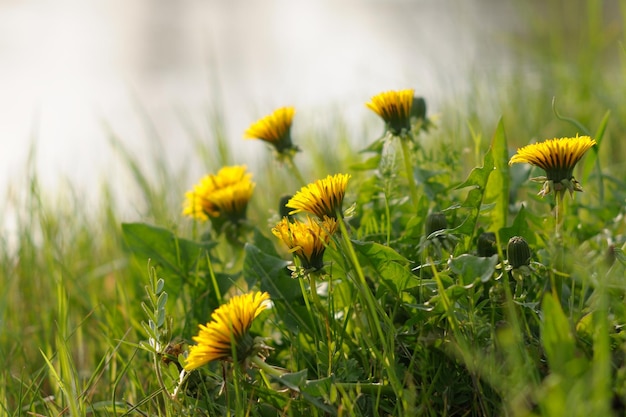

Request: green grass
left=2, top=1, right=626, bottom=415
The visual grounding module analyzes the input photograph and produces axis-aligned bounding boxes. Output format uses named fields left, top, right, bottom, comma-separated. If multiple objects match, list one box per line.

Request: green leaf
left=448, top=254, right=498, bottom=286
left=484, top=119, right=509, bottom=231
left=351, top=240, right=417, bottom=293
left=452, top=144, right=494, bottom=242
left=498, top=205, right=538, bottom=247
left=275, top=371, right=337, bottom=414
left=541, top=293, right=576, bottom=376
left=242, top=243, right=321, bottom=334
left=243, top=243, right=299, bottom=302
left=277, top=369, right=309, bottom=391
left=302, top=376, right=334, bottom=397
left=414, top=167, right=448, bottom=201
left=121, top=222, right=216, bottom=296
left=350, top=154, right=381, bottom=171
left=252, top=228, right=280, bottom=258
left=211, top=272, right=238, bottom=299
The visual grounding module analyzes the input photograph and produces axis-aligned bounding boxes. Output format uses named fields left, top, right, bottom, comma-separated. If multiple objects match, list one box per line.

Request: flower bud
left=425, top=212, right=447, bottom=237
left=507, top=236, right=531, bottom=269
left=477, top=232, right=497, bottom=257
left=278, top=195, right=293, bottom=220
left=411, top=96, right=427, bottom=121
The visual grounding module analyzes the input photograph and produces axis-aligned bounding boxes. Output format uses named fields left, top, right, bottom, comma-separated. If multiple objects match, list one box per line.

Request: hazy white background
left=0, top=0, right=519, bottom=197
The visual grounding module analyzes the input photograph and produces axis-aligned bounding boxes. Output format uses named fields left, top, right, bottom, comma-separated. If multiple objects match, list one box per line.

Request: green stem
left=335, top=382, right=395, bottom=396
left=337, top=217, right=403, bottom=394
left=285, top=154, right=307, bottom=187
left=309, top=271, right=333, bottom=376
left=553, top=193, right=564, bottom=303
left=206, top=252, right=222, bottom=305
left=250, top=355, right=288, bottom=378
left=298, top=275, right=320, bottom=341
left=400, top=136, right=419, bottom=209
left=252, top=355, right=395, bottom=396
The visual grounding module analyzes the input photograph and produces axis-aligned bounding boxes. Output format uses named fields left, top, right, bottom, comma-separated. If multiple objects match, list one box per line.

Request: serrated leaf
left=350, top=154, right=381, bottom=171
left=121, top=222, right=216, bottom=297
left=498, top=205, right=537, bottom=247
left=541, top=293, right=576, bottom=376
left=448, top=254, right=499, bottom=285
left=452, top=145, right=494, bottom=241
left=303, top=376, right=334, bottom=397
left=243, top=243, right=322, bottom=335
left=243, top=243, right=299, bottom=302
left=252, top=228, right=280, bottom=258
left=484, top=119, right=509, bottom=231
left=351, top=240, right=417, bottom=293
left=277, top=369, right=309, bottom=391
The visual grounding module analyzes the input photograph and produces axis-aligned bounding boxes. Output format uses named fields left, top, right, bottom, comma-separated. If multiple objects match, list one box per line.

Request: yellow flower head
left=366, top=89, right=414, bottom=135
left=183, top=165, right=255, bottom=223
left=185, top=291, right=270, bottom=371
left=244, top=107, right=298, bottom=155
left=272, top=215, right=337, bottom=271
left=286, top=173, right=351, bottom=219
left=509, top=135, right=596, bottom=198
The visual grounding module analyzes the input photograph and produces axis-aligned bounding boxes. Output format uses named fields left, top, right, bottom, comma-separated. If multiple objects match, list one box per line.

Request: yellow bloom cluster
left=183, top=165, right=255, bottom=222
left=286, top=173, right=351, bottom=219
left=272, top=215, right=338, bottom=271
left=185, top=292, right=270, bottom=370
left=509, top=135, right=596, bottom=198
left=244, top=107, right=298, bottom=155
left=366, top=89, right=414, bottom=135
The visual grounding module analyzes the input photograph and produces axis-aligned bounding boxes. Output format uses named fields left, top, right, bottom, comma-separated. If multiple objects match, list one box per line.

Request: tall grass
left=1, top=0, right=626, bottom=415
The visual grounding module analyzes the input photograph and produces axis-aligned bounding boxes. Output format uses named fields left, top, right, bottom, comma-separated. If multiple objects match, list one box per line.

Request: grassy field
left=2, top=1, right=626, bottom=416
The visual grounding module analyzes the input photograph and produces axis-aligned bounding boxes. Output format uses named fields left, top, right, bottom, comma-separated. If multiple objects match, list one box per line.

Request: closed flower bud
left=507, top=236, right=531, bottom=269
left=477, top=232, right=497, bottom=257
left=278, top=195, right=293, bottom=220
left=425, top=212, right=447, bottom=237
left=411, top=96, right=427, bottom=121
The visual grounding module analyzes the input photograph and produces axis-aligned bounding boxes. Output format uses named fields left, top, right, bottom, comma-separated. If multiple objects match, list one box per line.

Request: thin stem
left=252, top=355, right=396, bottom=396
left=206, top=252, right=222, bottom=305
left=555, top=192, right=562, bottom=239
left=553, top=193, right=564, bottom=303
left=285, top=154, right=307, bottom=187
left=337, top=217, right=403, bottom=394
left=298, top=274, right=320, bottom=340
left=399, top=136, right=419, bottom=209
left=309, top=271, right=333, bottom=376
left=250, top=355, right=288, bottom=378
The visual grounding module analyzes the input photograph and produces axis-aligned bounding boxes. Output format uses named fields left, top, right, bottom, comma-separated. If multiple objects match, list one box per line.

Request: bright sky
left=0, top=0, right=515, bottom=200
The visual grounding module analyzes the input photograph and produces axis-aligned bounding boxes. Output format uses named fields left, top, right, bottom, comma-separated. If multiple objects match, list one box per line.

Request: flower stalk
left=400, top=135, right=420, bottom=209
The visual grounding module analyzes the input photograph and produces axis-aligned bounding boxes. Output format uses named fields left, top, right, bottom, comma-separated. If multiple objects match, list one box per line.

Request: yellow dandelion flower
left=509, top=135, right=596, bottom=198
left=185, top=292, right=270, bottom=371
left=244, top=107, right=298, bottom=155
left=286, top=173, right=351, bottom=219
left=182, top=165, right=255, bottom=223
left=272, top=215, right=337, bottom=271
left=366, top=89, right=414, bottom=135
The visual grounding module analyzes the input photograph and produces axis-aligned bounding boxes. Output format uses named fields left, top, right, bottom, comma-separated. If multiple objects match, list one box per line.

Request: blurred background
left=0, top=0, right=623, bottom=203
